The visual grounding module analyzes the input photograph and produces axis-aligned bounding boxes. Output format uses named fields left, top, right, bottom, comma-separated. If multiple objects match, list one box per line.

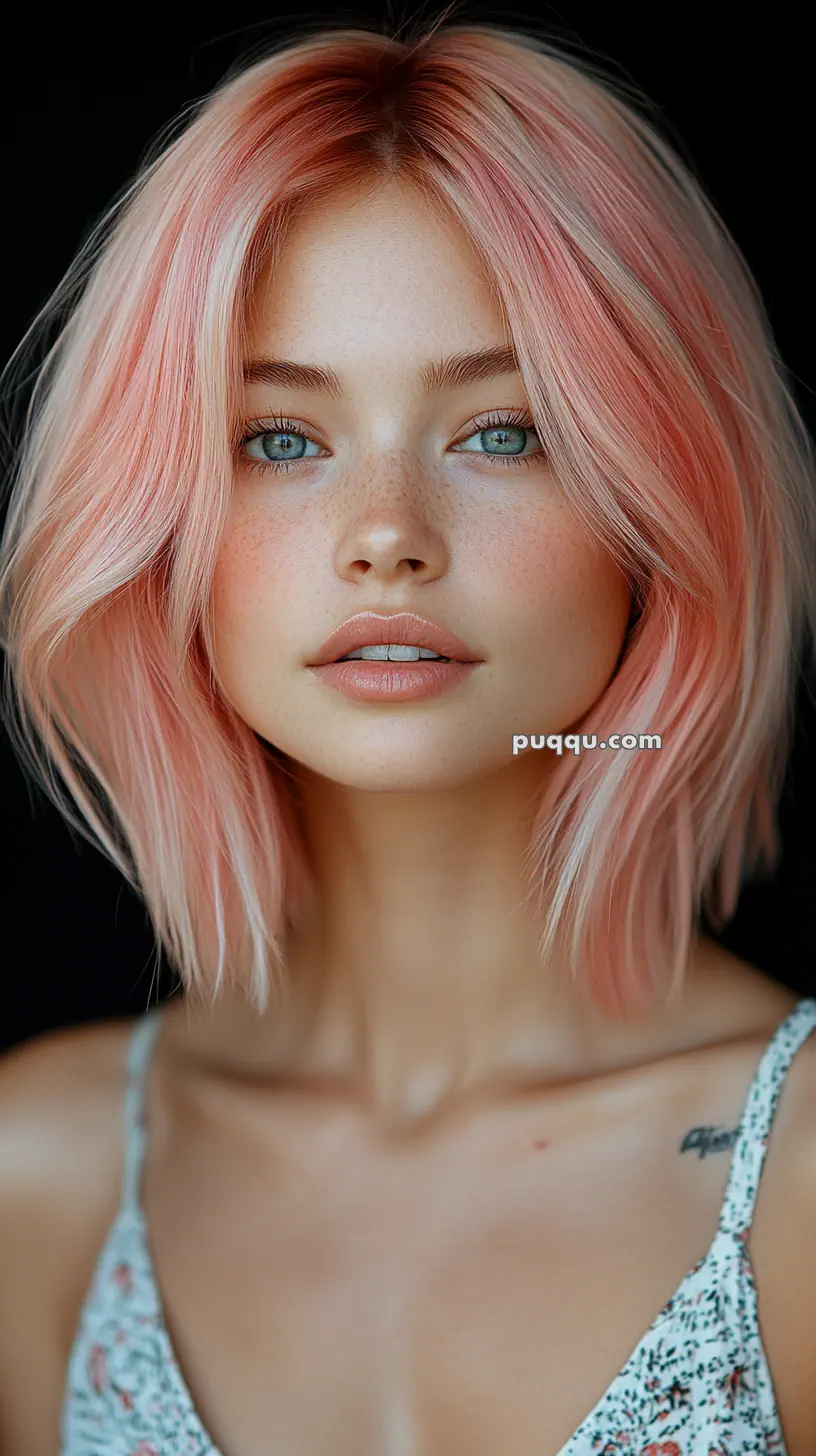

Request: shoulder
left=0, top=1016, right=133, bottom=1215
left=680, top=947, right=816, bottom=1454
left=0, top=1017, right=135, bottom=1455
left=747, top=994, right=816, bottom=1456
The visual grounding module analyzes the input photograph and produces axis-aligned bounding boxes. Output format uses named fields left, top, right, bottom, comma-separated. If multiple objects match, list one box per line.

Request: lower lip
left=308, top=659, right=480, bottom=701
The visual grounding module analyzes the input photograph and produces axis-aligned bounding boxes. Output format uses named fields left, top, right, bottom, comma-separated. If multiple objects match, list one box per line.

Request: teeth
left=339, top=644, right=449, bottom=662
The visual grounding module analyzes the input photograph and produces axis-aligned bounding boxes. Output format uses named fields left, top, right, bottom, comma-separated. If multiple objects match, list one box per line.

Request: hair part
left=2, top=8, right=815, bottom=1016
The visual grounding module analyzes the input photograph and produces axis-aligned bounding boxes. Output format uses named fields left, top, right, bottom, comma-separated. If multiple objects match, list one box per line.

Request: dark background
left=1, top=5, right=814, bottom=1053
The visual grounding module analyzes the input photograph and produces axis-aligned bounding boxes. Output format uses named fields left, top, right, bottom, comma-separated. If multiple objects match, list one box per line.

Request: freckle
left=533, top=1140, right=549, bottom=1150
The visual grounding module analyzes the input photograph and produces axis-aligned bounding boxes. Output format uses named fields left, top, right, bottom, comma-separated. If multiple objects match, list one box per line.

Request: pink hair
left=2, top=12, right=815, bottom=1016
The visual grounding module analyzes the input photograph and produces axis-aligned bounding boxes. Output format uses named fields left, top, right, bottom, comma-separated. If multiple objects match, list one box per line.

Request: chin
left=285, top=744, right=508, bottom=795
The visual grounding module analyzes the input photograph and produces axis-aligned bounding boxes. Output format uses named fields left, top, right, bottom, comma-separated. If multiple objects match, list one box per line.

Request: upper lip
left=308, top=612, right=481, bottom=665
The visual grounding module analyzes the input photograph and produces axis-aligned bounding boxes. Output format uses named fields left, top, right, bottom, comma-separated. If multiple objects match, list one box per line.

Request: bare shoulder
left=679, top=941, right=816, bottom=1454
left=0, top=1016, right=136, bottom=1455
left=0, top=1015, right=134, bottom=1212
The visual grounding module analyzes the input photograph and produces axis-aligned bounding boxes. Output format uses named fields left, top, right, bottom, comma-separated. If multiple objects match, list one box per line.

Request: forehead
left=245, top=176, right=504, bottom=358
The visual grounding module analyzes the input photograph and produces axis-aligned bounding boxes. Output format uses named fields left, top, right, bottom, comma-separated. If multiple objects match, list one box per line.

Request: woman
left=0, top=12, right=815, bottom=1456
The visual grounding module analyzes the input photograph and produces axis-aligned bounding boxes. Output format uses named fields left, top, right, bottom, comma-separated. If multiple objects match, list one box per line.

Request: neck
left=177, top=753, right=707, bottom=1130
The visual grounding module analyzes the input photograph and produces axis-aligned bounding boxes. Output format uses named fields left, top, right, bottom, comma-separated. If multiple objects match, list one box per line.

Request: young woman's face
left=211, top=176, right=633, bottom=790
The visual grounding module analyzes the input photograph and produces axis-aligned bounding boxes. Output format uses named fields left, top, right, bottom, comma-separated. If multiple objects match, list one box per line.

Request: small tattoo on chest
left=679, top=1123, right=740, bottom=1158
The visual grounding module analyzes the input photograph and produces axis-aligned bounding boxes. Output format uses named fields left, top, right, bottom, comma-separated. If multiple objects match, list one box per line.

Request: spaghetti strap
left=120, top=1005, right=165, bottom=1216
left=718, top=995, right=816, bottom=1237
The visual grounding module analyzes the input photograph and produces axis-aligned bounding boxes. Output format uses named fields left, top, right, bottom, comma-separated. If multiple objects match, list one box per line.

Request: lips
left=307, top=611, right=480, bottom=667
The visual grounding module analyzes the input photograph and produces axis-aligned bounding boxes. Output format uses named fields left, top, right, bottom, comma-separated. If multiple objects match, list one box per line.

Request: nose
left=333, top=486, right=449, bottom=585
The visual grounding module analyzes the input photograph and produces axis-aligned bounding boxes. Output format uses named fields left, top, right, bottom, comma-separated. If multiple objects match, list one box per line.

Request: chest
left=142, top=1070, right=752, bottom=1456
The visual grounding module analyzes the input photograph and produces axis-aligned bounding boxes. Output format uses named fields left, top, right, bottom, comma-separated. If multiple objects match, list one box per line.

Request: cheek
left=209, top=505, right=310, bottom=689
left=477, top=513, right=632, bottom=685
left=212, top=500, right=313, bottom=625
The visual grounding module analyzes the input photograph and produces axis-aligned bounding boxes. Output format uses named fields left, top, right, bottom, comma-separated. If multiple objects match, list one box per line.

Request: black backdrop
left=1, top=4, right=814, bottom=1054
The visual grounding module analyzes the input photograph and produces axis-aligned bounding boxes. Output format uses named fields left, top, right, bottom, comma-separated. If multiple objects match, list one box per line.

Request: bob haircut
left=1, top=9, right=815, bottom=1019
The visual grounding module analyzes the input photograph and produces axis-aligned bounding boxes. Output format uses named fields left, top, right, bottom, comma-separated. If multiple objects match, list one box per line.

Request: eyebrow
left=242, top=343, right=520, bottom=396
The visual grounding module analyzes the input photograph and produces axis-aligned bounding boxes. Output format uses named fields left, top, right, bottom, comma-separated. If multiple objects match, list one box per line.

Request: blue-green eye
left=241, top=418, right=324, bottom=469
left=456, top=424, right=527, bottom=455
left=451, top=409, right=544, bottom=467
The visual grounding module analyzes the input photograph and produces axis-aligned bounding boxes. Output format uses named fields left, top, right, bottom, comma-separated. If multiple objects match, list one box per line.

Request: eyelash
left=237, top=407, right=546, bottom=477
